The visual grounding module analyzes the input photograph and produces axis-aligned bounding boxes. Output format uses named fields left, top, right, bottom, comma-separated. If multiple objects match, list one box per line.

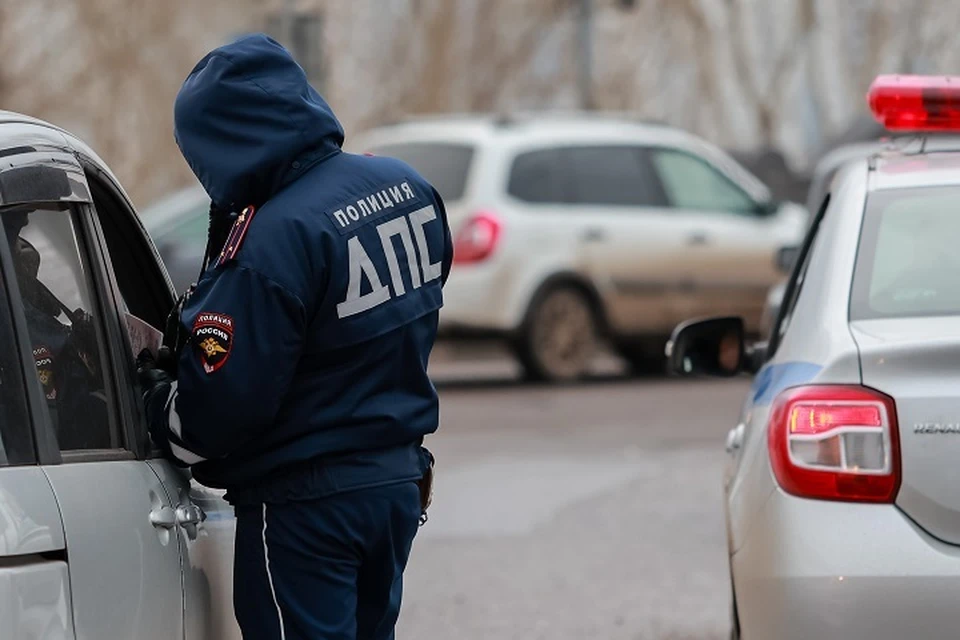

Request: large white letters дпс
left=336, top=205, right=443, bottom=319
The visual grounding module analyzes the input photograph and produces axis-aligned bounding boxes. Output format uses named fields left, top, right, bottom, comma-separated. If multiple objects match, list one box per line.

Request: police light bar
left=868, top=75, right=960, bottom=132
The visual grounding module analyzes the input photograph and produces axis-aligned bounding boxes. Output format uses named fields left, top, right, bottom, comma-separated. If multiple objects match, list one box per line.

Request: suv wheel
left=516, top=286, right=597, bottom=382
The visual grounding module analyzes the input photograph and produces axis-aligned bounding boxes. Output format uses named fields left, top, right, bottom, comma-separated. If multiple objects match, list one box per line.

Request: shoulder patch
left=325, top=179, right=422, bottom=236
left=215, top=206, right=257, bottom=268
left=192, top=312, right=233, bottom=374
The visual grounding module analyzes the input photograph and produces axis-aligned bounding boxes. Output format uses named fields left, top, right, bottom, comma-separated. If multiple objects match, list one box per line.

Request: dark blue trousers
left=233, top=482, right=422, bottom=639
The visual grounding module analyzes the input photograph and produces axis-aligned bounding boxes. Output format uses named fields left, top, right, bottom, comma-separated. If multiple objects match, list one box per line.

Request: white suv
left=351, top=114, right=808, bottom=381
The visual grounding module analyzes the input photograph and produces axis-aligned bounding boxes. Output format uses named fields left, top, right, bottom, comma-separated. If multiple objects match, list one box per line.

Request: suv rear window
left=851, top=186, right=960, bottom=319
left=369, top=142, right=473, bottom=202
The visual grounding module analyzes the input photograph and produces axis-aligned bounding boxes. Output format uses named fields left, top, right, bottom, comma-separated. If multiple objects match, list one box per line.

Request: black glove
left=137, top=348, right=186, bottom=466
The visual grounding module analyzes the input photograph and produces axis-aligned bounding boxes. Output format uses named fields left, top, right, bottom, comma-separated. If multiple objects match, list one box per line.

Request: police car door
left=0, top=150, right=183, bottom=639
left=84, top=171, right=241, bottom=640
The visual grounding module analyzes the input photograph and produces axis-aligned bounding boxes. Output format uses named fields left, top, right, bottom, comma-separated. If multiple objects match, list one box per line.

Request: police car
left=353, top=114, right=808, bottom=381
left=0, top=112, right=239, bottom=638
left=667, top=75, right=960, bottom=639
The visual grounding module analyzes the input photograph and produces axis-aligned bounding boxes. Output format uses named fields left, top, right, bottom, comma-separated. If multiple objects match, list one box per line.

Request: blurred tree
left=0, top=0, right=262, bottom=207
left=6, top=0, right=960, bottom=206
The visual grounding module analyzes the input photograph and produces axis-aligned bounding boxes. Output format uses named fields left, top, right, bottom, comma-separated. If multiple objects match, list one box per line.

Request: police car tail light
left=868, top=74, right=960, bottom=131
left=767, top=385, right=900, bottom=503
left=453, top=211, right=502, bottom=264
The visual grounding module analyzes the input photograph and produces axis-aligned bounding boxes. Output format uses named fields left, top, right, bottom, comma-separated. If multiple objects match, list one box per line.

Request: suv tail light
left=453, top=211, right=501, bottom=264
left=767, top=385, right=900, bottom=503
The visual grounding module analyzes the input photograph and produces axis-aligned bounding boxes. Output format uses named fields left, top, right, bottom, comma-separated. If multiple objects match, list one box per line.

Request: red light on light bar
left=868, top=74, right=960, bottom=132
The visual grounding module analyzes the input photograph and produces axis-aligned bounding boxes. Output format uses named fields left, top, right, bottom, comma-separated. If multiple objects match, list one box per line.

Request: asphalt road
left=397, top=355, right=751, bottom=640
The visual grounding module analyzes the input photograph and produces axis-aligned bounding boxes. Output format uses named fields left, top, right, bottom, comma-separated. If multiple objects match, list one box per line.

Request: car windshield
left=851, top=186, right=960, bottom=319
left=367, top=142, right=474, bottom=202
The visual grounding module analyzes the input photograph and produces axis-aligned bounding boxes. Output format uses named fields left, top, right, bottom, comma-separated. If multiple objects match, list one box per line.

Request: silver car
left=668, top=136, right=960, bottom=638
left=0, top=112, right=239, bottom=639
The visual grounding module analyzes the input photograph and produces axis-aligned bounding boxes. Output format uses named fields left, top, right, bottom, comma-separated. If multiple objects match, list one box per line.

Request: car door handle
left=176, top=503, right=207, bottom=541
left=149, top=506, right=177, bottom=529
left=725, top=423, right=745, bottom=454
left=582, top=228, right=606, bottom=243
left=176, top=504, right=206, bottom=527
left=687, top=231, right=709, bottom=246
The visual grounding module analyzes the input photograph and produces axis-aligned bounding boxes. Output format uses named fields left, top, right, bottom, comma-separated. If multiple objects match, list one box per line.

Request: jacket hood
left=173, top=33, right=344, bottom=209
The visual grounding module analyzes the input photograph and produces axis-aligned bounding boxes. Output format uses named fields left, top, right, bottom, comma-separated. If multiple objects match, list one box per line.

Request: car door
left=0, top=157, right=184, bottom=638
left=647, top=146, right=802, bottom=332
left=85, top=170, right=241, bottom=640
left=557, top=145, right=696, bottom=337
left=0, top=223, right=72, bottom=640
left=724, top=194, right=830, bottom=554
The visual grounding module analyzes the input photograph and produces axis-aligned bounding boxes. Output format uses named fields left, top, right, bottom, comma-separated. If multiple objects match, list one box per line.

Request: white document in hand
left=124, top=313, right=163, bottom=360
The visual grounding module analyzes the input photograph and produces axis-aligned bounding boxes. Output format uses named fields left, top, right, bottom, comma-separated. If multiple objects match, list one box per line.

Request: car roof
left=351, top=112, right=693, bottom=149
left=0, top=110, right=132, bottom=205
left=0, top=110, right=67, bottom=129
left=351, top=112, right=772, bottom=202
left=870, top=142, right=960, bottom=191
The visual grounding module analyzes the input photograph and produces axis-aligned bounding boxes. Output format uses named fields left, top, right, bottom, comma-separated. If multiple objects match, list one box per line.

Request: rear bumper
left=734, top=489, right=960, bottom=640
left=439, top=262, right=523, bottom=333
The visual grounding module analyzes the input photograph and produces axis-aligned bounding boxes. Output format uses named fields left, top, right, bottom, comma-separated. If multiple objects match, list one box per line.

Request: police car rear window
left=369, top=143, right=474, bottom=202
left=851, top=186, right=960, bottom=319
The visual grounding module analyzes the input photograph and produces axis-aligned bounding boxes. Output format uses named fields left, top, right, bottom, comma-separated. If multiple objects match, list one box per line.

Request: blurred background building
left=4, top=0, right=959, bottom=208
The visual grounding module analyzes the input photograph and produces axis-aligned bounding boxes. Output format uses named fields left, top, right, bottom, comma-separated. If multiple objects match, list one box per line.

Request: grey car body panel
left=44, top=462, right=183, bottom=640
left=148, top=461, right=242, bottom=640
left=734, top=489, right=960, bottom=640
left=0, top=467, right=64, bottom=555
left=0, top=471, right=71, bottom=638
left=727, top=162, right=868, bottom=554
left=854, top=318, right=960, bottom=545
left=0, top=560, right=73, bottom=639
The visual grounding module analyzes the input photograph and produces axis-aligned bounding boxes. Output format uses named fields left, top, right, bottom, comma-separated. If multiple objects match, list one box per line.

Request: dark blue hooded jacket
left=164, top=34, right=452, bottom=504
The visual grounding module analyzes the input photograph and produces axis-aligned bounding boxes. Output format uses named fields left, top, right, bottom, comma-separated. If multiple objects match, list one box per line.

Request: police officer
left=138, top=34, right=452, bottom=639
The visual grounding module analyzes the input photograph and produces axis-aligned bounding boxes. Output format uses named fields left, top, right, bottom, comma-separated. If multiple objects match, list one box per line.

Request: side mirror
left=774, top=245, right=800, bottom=274
left=665, top=316, right=746, bottom=377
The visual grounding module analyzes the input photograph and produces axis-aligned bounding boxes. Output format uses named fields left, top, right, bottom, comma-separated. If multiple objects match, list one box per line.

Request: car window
left=507, top=148, right=568, bottom=203
left=0, top=251, right=34, bottom=465
left=649, top=148, right=758, bottom=214
left=3, top=204, right=120, bottom=452
left=88, top=175, right=177, bottom=456
left=768, top=195, right=830, bottom=356
left=851, top=187, right=960, bottom=319
left=89, top=174, right=173, bottom=331
left=368, top=142, right=474, bottom=202
left=565, top=146, right=667, bottom=207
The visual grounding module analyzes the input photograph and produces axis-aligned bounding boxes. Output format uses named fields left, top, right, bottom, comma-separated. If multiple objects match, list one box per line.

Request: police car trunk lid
left=852, top=317, right=960, bottom=545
